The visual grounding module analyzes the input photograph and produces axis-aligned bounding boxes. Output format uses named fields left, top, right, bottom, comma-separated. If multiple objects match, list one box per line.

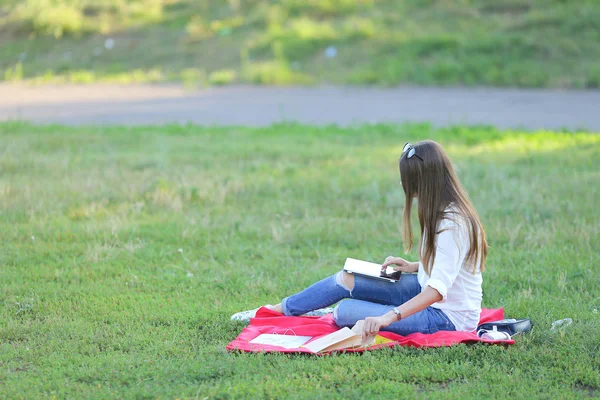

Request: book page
left=318, top=335, right=363, bottom=352
left=249, top=334, right=312, bottom=349
left=303, top=320, right=377, bottom=353
left=303, top=327, right=357, bottom=353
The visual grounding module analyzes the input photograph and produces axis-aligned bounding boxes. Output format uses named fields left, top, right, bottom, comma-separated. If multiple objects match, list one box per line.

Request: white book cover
left=344, top=258, right=396, bottom=278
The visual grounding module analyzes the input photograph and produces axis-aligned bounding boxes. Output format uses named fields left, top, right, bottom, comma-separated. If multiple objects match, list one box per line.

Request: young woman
left=231, top=140, right=488, bottom=339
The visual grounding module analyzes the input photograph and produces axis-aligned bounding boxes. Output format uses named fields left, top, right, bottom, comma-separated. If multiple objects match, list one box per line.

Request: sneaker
left=230, top=305, right=273, bottom=322
left=477, top=318, right=532, bottom=336
left=303, top=307, right=335, bottom=317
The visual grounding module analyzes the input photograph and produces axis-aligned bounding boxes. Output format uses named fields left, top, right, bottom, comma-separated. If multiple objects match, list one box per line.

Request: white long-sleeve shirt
left=417, top=212, right=483, bottom=332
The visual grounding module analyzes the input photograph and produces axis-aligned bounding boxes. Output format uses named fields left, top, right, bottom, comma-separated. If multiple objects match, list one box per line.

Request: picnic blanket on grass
left=227, top=307, right=514, bottom=354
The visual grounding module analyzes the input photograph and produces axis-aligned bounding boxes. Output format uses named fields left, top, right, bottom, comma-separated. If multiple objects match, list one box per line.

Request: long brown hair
left=399, top=140, right=487, bottom=275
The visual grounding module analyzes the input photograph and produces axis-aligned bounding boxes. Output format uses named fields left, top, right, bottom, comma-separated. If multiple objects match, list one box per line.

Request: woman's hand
left=362, top=313, right=396, bottom=341
left=381, top=255, right=418, bottom=273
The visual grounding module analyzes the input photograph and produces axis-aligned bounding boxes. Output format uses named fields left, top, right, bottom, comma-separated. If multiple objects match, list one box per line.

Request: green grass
left=1, top=0, right=600, bottom=87
left=1, top=122, right=599, bottom=398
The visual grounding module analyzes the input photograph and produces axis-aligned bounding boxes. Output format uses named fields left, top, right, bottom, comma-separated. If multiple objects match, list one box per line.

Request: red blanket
left=227, top=307, right=514, bottom=354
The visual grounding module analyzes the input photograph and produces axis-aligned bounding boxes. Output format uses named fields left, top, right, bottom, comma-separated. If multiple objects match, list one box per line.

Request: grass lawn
left=1, top=0, right=600, bottom=88
left=1, top=122, right=599, bottom=398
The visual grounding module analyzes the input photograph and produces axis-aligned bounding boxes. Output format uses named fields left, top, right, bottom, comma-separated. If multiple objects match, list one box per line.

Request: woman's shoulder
left=438, top=207, right=472, bottom=241
left=439, top=205, right=468, bottom=229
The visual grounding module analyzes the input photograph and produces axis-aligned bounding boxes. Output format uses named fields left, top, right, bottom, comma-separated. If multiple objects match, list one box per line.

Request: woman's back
left=417, top=211, right=483, bottom=331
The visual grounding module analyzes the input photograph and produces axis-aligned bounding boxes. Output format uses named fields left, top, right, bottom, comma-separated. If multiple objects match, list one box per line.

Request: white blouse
left=417, top=212, right=483, bottom=332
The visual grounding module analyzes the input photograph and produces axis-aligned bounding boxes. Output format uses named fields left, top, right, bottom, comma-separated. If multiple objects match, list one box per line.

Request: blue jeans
left=281, top=272, right=455, bottom=336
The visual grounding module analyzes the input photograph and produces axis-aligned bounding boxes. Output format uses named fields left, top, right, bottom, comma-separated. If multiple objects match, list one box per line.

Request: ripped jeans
left=281, top=272, right=455, bottom=336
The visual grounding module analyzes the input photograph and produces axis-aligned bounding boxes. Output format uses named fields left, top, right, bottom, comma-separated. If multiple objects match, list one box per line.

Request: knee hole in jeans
left=335, top=271, right=354, bottom=295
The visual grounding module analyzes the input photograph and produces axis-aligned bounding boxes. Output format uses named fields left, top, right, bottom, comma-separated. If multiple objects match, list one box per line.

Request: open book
left=303, top=320, right=392, bottom=353
left=248, top=320, right=393, bottom=354
left=344, top=258, right=401, bottom=282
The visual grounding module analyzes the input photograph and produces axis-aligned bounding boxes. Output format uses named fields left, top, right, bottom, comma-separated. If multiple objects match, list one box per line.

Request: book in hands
left=343, top=258, right=402, bottom=282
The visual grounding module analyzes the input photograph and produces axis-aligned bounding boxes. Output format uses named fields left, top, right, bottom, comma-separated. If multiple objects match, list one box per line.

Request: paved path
left=1, top=83, right=599, bottom=130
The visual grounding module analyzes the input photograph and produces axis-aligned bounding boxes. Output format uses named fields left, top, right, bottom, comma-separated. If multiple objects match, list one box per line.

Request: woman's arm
left=363, top=222, right=468, bottom=339
left=362, top=286, right=443, bottom=340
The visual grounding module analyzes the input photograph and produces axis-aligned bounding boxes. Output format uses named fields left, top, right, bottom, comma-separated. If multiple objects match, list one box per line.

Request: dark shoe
left=477, top=318, right=532, bottom=336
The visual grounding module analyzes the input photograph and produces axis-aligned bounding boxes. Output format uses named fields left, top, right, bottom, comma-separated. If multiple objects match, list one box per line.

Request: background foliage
left=1, top=0, right=599, bottom=87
